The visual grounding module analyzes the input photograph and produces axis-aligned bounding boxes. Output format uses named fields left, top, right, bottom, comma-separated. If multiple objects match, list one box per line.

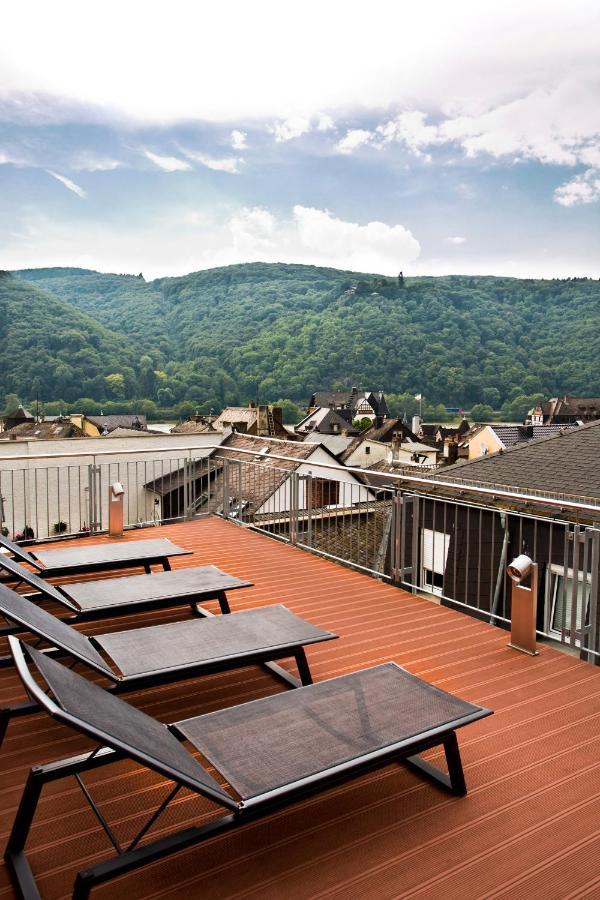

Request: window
left=310, top=478, right=340, bottom=508
left=547, top=564, right=590, bottom=643
left=365, top=446, right=371, bottom=455
left=421, top=528, right=450, bottom=596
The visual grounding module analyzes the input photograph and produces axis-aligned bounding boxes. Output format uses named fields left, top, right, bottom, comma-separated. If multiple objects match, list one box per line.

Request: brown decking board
left=1, top=516, right=599, bottom=900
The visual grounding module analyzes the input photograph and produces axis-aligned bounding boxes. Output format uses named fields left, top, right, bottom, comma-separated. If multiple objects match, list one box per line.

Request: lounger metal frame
left=0, top=556, right=251, bottom=654
left=0, top=534, right=191, bottom=578
left=0, top=589, right=334, bottom=750
left=5, top=639, right=491, bottom=900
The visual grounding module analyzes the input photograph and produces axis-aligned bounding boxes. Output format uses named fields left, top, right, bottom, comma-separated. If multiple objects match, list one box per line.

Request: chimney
left=391, top=430, right=402, bottom=458
left=256, top=405, right=268, bottom=436
left=272, top=406, right=283, bottom=426
left=412, top=415, right=422, bottom=435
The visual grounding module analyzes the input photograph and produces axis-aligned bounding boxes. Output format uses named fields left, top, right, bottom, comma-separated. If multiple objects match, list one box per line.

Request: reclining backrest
left=0, top=535, right=42, bottom=570
left=13, top=641, right=234, bottom=806
left=0, top=584, right=112, bottom=676
left=0, top=554, right=74, bottom=608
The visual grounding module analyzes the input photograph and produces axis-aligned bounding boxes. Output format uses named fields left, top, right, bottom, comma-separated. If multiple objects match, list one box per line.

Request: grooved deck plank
left=1, top=516, right=599, bottom=900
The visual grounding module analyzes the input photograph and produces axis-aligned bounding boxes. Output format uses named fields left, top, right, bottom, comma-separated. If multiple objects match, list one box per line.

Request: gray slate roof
left=87, top=415, right=147, bottom=432
left=438, top=419, right=600, bottom=502
left=492, top=424, right=577, bottom=448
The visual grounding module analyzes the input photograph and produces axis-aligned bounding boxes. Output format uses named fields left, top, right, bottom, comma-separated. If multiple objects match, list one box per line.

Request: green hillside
left=8, top=264, right=600, bottom=418
left=0, top=272, right=142, bottom=406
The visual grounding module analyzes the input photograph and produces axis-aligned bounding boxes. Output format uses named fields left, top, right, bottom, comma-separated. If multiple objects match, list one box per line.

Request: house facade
left=401, top=421, right=600, bottom=659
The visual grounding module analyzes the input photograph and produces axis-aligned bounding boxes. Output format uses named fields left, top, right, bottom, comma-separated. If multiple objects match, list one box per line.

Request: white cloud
left=230, top=129, right=247, bottom=150
left=229, top=207, right=276, bottom=249
left=269, top=116, right=311, bottom=142
left=5, top=201, right=598, bottom=280
left=446, top=236, right=467, bottom=245
left=292, top=206, right=420, bottom=272
left=71, top=151, right=121, bottom=172
left=371, top=79, right=600, bottom=171
left=554, top=169, right=600, bottom=206
left=0, top=149, right=26, bottom=166
left=45, top=170, right=87, bottom=198
left=336, top=129, right=374, bottom=154
left=1, top=2, right=597, bottom=127
left=143, top=149, right=191, bottom=172
left=179, top=146, right=242, bottom=174
left=71, top=153, right=121, bottom=172
left=377, top=111, right=439, bottom=159
left=316, top=113, right=334, bottom=131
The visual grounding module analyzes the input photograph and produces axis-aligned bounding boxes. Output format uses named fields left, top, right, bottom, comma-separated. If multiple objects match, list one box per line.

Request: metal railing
left=1, top=441, right=599, bottom=663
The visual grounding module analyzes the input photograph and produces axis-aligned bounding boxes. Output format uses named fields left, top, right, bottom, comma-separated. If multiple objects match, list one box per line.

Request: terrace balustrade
left=0, top=443, right=599, bottom=663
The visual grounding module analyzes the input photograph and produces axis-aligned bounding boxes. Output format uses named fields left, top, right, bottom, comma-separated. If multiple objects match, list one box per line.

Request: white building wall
left=343, top=439, right=388, bottom=468
left=257, top=446, right=375, bottom=514
left=0, top=433, right=225, bottom=540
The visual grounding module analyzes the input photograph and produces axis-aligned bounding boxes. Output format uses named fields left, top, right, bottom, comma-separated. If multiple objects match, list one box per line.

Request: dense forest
left=3, top=263, right=599, bottom=421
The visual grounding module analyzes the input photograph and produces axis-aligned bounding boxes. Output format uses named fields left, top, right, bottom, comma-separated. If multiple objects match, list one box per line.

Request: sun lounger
left=5, top=638, right=492, bottom=900
left=0, top=583, right=336, bottom=750
left=0, top=533, right=191, bottom=578
left=0, top=553, right=251, bottom=625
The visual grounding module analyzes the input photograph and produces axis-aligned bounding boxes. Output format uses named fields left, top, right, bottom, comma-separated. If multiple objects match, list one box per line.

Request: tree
left=3, top=393, right=20, bottom=415
left=104, top=373, right=126, bottom=400
left=469, top=403, right=494, bottom=421
left=274, top=398, right=303, bottom=424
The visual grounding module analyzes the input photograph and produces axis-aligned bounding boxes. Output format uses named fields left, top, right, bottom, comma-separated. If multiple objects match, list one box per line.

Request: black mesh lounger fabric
left=95, top=605, right=335, bottom=677
left=32, top=538, right=190, bottom=571
left=0, top=554, right=73, bottom=607
left=0, top=584, right=113, bottom=675
left=25, top=644, right=232, bottom=801
left=61, top=565, right=251, bottom=613
left=0, top=536, right=40, bottom=569
left=177, top=663, right=489, bottom=800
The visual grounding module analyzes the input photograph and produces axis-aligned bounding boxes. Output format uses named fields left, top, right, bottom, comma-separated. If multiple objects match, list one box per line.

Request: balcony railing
left=1, top=442, right=599, bottom=663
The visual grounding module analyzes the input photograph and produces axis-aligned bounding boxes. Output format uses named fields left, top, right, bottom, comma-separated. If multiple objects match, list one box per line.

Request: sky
left=1, top=0, right=599, bottom=279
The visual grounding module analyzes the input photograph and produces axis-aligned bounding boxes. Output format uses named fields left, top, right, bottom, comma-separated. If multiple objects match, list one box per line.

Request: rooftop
left=439, top=417, right=600, bottom=503
left=2, top=518, right=599, bottom=897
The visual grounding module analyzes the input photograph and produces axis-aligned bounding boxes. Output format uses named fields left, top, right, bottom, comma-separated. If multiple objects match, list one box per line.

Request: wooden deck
left=1, top=516, right=600, bottom=900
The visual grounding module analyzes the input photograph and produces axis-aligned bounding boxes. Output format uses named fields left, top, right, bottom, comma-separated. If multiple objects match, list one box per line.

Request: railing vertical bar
left=10, top=469, right=15, bottom=538
left=411, top=495, right=419, bottom=594
left=570, top=525, right=580, bottom=648
left=544, top=521, right=554, bottom=636
left=45, top=467, right=50, bottom=539
left=560, top=525, right=569, bottom=640
left=580, top=530, right=590, bottom=658
left=442, top=500, right=447, bottom=597
left=489, top=509, right=496, bottom=611
left=589, top=530, right=599, bottom=661
left=453, top=502, right=458, bottom=603
left=34, top=468, right=40, bottom=539
left=477, top=508, right=482, bottom=610
left=465, top=506, right=471, bottom=608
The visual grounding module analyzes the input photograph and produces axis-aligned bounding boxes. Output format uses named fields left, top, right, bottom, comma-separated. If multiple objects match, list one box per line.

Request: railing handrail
left=1, top=441, right=599, bottom=515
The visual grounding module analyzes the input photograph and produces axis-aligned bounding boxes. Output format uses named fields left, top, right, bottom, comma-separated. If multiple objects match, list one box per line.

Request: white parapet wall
left=0, top=432, right=226, bottom=540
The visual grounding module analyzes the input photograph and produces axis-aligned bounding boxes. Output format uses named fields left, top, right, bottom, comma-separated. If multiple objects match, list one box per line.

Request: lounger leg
left=215, top=591, right=231, bottom=614
left=161, top=559, right=172, bottom=571
left=4, top=768, right=45, bottom=900
left=403, top=731, right=467, bottom=796
left=72, top=813, right=239, bottom=900
left=294, top=648, right=313, bottom=685
left=143, top=563, right=152, bottom=574
left=442, top=731, right=467, bottom=795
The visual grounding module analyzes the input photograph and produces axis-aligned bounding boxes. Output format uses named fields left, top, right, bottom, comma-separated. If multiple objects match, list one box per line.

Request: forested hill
left=0, top=272, right=142, bottom=404
left=7, top=263, right=600, bottom=417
